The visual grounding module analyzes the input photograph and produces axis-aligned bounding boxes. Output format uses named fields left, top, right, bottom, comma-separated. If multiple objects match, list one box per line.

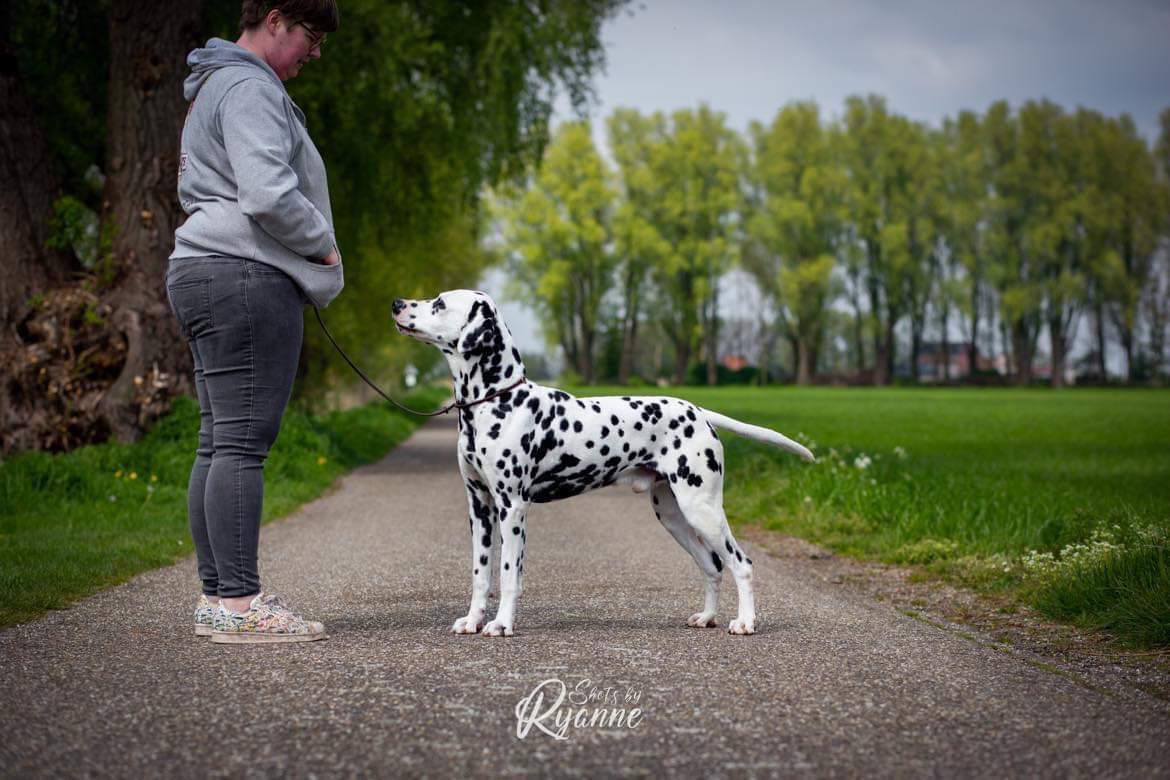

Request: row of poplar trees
left=0, top=0, right=626, bottom=453
left=491, top=97, right=1170, bottom=387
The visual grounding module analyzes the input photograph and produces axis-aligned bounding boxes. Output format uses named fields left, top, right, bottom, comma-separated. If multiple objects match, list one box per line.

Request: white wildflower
left=854, top=455, right=871, bottom=470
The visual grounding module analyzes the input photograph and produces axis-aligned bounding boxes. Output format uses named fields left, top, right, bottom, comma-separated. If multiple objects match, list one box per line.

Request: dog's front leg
left=483, top=500, right=527, bottom=637
left=453, top=479, right=495, bottom=634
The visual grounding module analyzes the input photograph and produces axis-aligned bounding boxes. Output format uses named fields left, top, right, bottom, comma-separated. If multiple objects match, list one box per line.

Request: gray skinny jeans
left=165, top=256, right=304, bottom=597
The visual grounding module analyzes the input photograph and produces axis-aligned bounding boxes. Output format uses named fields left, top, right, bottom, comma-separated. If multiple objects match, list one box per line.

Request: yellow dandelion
left=129, top=472, right=138, bottom=480
left=114, top=469, right=123, bottom=478
left=150, top=474, right=159, bottom=482
left=317, top=456, right=328, bottom=465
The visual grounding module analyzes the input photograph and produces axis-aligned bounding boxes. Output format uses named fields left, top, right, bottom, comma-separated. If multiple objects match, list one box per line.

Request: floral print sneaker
left=210, top=593, right=327, bottom=644
left=194, top=594, right=217, bottom=636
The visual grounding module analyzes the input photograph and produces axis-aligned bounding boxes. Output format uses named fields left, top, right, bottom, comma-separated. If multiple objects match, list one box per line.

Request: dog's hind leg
left=670, top=485, right=757, bottom=635
left=453, top=478, right=495, bottom=634
left=651, top=482, right=722, bottom=628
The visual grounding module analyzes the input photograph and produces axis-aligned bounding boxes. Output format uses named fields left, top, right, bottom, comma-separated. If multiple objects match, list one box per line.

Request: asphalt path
left=1, top=416, right=1168, bottom=778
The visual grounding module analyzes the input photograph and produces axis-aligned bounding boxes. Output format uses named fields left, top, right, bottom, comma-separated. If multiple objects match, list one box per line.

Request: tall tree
left=608, top=109, right=671, bottom=384
left=984, top=100, right=1042, bottom=383
left=493, top=121, right=615, bottom=383
left=96, top=0, right=205, bottom=441
left=840, top=95, right=915, bottom=385
left=653, top=106, right=742, bottom=385
left=746, top=102, right=846, bottom=384
left=1099, top=115, right=1164, bottom=381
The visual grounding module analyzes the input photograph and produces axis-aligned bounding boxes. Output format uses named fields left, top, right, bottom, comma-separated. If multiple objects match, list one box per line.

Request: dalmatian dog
left=392, top=290, right=815, bottom=637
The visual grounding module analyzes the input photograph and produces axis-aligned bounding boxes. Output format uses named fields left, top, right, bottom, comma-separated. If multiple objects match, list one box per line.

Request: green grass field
left=0, top=387, right=447, bottom=628
left=571, top=386, right=1170, bottom=648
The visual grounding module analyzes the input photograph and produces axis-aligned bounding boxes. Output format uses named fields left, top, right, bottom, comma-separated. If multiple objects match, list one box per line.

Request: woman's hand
left=316, top=247, right=340, bottom=266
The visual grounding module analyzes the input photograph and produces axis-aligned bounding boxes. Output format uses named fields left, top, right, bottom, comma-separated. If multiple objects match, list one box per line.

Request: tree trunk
left=1049, top=315, right=1066, bottom=388
left=869, top=285, right=886, bottom=385
left=95, top=0, right=204, bottom=442
left=847, top=267, right=866, bottom=375
left=941, top=301, right=951, bottom=382
left=1094, top=301, right=1108, bottom=380
left=705, top=284, right=718, bottom=386
left=909, top=314, right=922, bottom=383
left=968, top=290, right=978, bottom=381
left=795, top=338, right=812, bottom=385
left=1, top=13, right=83, bottom=451
left=577, top=321, right=594, bottom=384
left=672, top=336, right=689, bottom=386
left=1121, top=327, right=1135, bottom=384
left=1011, top=319, right=1034, bottom=385
left=617, top=280, right=639, bottom=384
left=881, top=310, right=896, bottom=385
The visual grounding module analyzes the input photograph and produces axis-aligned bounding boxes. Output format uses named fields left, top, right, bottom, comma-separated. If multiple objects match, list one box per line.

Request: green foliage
left=0, top=387, right=447, bottom=627
left=47, top=196, right=112, bottom=272
left=274, top=0, right=626, bottom=400
left=14, top=0, right=626, bottom=402
left=10, top=0, right=109, bottom=200
left=745, top=102, right=846, bottom=382
left=491, top=121, right=617, bottom=382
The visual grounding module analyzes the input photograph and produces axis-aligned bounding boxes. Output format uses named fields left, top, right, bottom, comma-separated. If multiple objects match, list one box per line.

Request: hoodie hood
left=183, top=38, right=285, bottom=101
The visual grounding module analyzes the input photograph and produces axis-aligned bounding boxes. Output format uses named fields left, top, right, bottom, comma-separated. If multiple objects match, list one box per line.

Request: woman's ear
left=266, top=8, right=283, bottom=35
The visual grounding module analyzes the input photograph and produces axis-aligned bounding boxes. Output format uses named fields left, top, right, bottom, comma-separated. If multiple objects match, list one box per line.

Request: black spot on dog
left=710, top=552, right=723, bottom=572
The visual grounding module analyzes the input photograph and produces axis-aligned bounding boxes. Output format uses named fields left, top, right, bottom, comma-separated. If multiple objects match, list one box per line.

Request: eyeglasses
left=294, top=21, right=327, bottom=50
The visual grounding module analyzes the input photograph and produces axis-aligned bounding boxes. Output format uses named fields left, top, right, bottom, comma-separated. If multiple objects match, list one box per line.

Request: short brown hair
left=240, top=1, right=339, bottom=33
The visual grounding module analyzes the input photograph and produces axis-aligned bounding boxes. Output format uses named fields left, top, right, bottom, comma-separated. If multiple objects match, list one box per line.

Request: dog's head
left=392, top=290, right=505, bottom=360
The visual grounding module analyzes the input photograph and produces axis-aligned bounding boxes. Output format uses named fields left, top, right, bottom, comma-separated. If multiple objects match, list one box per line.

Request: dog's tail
left=699, top=408, right=816, bottom=462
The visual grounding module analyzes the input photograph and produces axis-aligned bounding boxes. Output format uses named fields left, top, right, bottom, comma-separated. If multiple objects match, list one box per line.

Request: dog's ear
left=458, top=300, right=501, bottom=358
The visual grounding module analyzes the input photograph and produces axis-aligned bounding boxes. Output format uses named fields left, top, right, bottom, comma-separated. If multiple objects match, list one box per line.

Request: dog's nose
left=392, top=299, right=406, bottom=316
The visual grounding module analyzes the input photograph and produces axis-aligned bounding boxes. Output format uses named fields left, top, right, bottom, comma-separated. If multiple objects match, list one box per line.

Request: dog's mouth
left=393, top=318, right=419, bottom=335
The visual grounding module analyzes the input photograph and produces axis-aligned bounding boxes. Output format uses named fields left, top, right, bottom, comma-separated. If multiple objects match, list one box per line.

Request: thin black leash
left=312, top=306, right=526, bottom=416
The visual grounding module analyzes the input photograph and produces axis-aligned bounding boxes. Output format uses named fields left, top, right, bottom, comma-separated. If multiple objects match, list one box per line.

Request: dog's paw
left=482, top=619, right=514, bottom=637
left=452, top=614, right=484, bottom=634
left=687, top=611, right=718, bottom=628
left=728, top=617, right=757, bottom=635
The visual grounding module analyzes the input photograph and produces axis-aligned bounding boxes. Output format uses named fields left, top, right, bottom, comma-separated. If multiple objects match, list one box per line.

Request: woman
left=167, top=0, right=341, bottom=643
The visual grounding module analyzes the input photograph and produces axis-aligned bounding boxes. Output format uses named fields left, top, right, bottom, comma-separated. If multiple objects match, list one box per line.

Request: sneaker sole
left=195, top=624, right=213, bottom=636
left=209, top=630, right=327, bottom=644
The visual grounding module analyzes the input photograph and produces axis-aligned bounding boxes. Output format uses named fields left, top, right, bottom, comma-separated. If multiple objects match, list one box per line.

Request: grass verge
left=0, top=386, right=447, bottom=628
left=569, top=385, right=1170, bottom=649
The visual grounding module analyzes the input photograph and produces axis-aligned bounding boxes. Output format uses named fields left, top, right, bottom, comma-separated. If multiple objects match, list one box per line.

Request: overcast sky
left=482, top=0, right=1170, bottom=357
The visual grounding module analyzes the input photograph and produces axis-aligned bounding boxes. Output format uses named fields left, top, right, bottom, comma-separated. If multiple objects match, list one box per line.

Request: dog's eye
left=432, top=297, right=446, bottom=313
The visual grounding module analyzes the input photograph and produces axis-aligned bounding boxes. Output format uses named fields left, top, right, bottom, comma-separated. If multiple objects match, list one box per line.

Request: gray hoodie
left=170, top=38, right=343, bottom=308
